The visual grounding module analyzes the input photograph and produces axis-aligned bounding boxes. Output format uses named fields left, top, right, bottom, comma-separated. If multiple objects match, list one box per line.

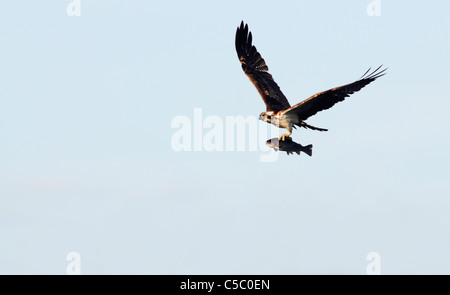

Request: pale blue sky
left=1, top=0, right=449, bottom=274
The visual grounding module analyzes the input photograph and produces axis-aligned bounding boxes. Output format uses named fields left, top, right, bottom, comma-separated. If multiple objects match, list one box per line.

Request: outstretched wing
left=283, top=66, right=387, bottom=120
left=235, top=21, right=291, bottom=113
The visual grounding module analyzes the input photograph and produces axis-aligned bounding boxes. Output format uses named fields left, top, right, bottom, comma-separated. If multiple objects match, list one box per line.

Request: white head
left=259, top=111, right=275, bottom=123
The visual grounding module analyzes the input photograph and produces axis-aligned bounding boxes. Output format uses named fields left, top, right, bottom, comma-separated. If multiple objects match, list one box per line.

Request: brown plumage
left=235, top=21, right=291, bottom=113
left=235, top=21, right=386, bottom=141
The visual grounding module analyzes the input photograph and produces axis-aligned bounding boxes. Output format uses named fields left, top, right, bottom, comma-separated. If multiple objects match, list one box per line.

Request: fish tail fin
left=303, top=144, right=313, bottom=157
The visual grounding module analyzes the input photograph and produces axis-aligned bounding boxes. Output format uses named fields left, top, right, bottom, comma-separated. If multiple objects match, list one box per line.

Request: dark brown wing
left=283, top=66, right=387, bottom=120
left=235, top=21, right=291, bottom=113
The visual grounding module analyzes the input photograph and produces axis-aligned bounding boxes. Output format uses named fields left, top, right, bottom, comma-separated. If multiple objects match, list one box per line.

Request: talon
left=278, top=134, right=290, bottom=141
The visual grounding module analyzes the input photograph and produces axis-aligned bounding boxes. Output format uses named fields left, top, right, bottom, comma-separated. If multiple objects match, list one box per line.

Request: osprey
left=235, top=21, right=386, bottom=141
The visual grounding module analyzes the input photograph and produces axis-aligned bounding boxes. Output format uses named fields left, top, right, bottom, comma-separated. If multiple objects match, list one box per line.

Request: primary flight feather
left=235, top=21, right=386, bottom=141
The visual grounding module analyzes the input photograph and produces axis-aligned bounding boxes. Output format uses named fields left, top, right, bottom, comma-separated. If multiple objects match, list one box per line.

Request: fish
left=266, top=137, right=313, bottom=156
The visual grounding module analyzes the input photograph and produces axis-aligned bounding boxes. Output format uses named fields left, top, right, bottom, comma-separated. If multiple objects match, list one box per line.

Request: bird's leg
left=278, top=130, right=292, bottom=141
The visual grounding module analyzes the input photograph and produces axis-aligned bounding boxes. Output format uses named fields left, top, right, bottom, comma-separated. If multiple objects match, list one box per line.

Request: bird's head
left=259, top=111, right=274, bottom=123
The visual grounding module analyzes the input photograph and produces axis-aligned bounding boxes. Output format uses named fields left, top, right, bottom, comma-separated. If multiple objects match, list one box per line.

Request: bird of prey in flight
left=235, top=21, right=386, bottom=141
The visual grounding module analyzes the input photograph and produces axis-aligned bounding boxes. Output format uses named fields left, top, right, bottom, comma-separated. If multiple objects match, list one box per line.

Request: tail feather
left=298, top=122, right=328, bottom=132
